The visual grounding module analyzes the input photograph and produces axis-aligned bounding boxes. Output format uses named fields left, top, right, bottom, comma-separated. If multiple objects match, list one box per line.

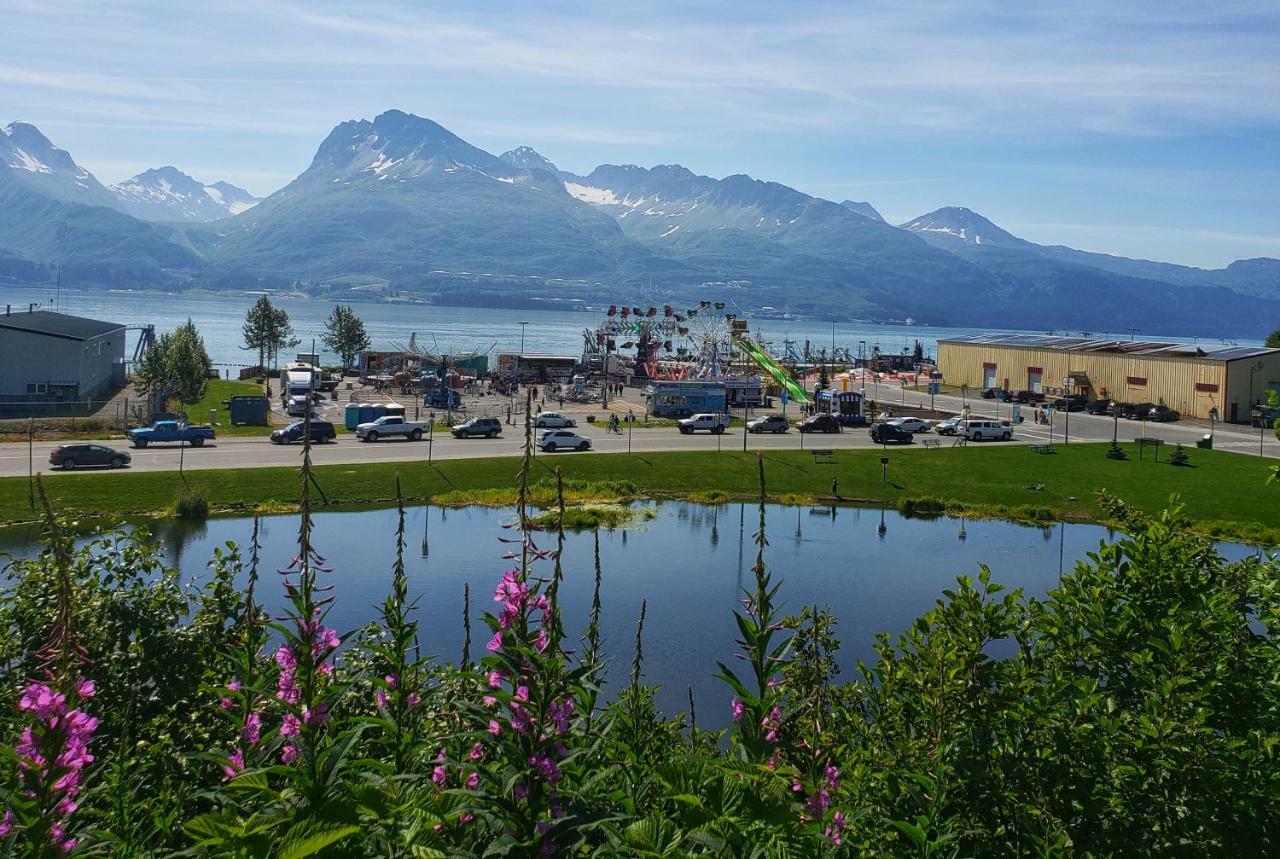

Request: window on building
left=26, top=383, right=48, bottom=395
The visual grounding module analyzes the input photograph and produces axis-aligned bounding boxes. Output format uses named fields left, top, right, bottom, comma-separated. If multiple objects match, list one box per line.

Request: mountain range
left=1, top=111, right=1277, bottom=336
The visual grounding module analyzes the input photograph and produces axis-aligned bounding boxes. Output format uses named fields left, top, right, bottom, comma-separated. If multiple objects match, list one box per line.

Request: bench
left=1031, top=444, right=1056, bottom=454
left=921, top=439, right=941, bottom=449
left=811, top=449, right=836, bottom=464
left=1136, top=436, right=1164, bottom=461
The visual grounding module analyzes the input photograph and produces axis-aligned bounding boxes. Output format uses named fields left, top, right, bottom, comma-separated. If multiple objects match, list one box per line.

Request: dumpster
left=383, top=402, right=405, bottom=418
left=344, top=403, right=361, bottom=431
left=227, top=395, right=270, bottom=426
left=1196, top=433, right=1213, bottom=450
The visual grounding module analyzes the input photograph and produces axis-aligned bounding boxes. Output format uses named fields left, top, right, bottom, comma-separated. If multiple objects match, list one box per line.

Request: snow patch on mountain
left=564, top=182, right=620, bottom=205
left=111, top=166, right=259, bottom=221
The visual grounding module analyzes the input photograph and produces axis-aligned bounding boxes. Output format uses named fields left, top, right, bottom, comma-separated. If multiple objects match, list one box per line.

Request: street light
left=519, top=321, right=528, bottom=355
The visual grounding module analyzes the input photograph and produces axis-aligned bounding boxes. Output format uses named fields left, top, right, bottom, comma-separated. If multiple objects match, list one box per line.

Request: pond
left=0, top=503, right=1260, bottom=725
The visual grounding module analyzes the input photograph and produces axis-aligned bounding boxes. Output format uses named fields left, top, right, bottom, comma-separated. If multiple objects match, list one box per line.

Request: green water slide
left=734, top=339, right=811, bottom=405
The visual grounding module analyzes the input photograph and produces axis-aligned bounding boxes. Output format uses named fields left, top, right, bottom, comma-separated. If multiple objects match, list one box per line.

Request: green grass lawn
left=191, top=378, right=274, bottom=437
left=3, top=443, right=1276, bottom=544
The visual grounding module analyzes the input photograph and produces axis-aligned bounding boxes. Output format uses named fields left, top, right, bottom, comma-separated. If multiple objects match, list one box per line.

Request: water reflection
left=0, top=503, right=1263, bottom=726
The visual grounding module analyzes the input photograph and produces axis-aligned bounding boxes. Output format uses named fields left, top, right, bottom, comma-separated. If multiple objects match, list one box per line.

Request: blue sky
left=2, top=0, right=1277, bottom=267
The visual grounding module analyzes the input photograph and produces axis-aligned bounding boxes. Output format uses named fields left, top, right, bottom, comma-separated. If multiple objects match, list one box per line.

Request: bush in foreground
left=0, top=436, right=1275, bottom=856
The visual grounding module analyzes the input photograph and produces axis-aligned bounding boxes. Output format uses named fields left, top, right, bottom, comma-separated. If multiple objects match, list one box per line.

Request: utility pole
left=28, top=417, right=34, bottom=510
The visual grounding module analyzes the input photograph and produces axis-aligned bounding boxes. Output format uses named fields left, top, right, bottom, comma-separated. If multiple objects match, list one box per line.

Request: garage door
left=1028, top=370, right=1043, bottom=393
left=983, top=366, right=997, bottom=389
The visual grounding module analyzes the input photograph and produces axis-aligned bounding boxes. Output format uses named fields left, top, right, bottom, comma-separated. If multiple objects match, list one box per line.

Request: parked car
left=962, top=419, right=1012, bottom=441
left=934, top=415, right=964, bottom=435
left=1011, top=389, right=1045, bottom=404
left=747, top=414, right=789, bottom=434
left=1123, top=402, right=1155, bottom=420
left=270, top=420, right=337, bottom=444
left=355, top=416, right=428, bottom=441
left=533, top=411, right=576, bottom=429
left=980, top=387, right=998, bottom=399
left=452, top=417, right=503, bottom=439
left=127, top=420, right=216, bottom=448
left=49, top=443, right=130, bottom=470
left=888, top=417, right=931, bottom=433
left=869, top=422, right=914, bottom=444
left=678, top=413, right=731, bottom=434
left=1050, top=395, right=1087, bottom=412
left=1147, top=404, right=1180, bottom=422
left=539, top=430, right=592, bottom=452
left=798, top=413, right=842, bottom=433
left=1086, top=398, right=1113, bottom=415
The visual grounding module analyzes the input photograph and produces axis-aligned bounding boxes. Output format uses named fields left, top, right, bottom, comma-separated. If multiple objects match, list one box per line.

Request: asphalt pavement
left=2, top=390, right=1274, bottom=479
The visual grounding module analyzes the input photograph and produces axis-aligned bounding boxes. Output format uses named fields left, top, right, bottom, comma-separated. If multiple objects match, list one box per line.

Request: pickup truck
left=355, top=415, right=428, bottom=442
left=127, top=420, right=216, bottom=448
left=678, top=413, right=731, bottom=434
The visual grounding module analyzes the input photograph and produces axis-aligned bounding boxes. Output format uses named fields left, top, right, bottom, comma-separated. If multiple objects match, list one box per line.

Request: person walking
left=831, top=476, right=839, bottom=499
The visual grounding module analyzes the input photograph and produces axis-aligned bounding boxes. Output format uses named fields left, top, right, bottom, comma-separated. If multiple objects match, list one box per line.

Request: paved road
left=2, top=396, right=1274, bottom=478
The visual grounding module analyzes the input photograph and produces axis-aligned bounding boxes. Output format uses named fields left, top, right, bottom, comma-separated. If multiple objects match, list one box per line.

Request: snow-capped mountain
left=840, top=200, right=885, bottom=222
left=111, top=166, right=258, bottom=222
left=899, top=206, right=1032, bottom=250
left=0, top=121, right=118, bottom=207
left=499, top=146, right=559, bottom=174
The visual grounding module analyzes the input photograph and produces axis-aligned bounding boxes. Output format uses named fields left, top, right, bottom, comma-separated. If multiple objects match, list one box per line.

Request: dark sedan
left=49, top=443, right=131, bottom=470
left=869, top=422, right=914, bottom=444
left=1147, top=405, right=1180, bottom=422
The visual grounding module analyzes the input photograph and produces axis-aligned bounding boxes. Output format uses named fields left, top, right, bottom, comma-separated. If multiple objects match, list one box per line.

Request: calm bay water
left=3, top=287, right=1257, bottom=370
left=0, top=501, right=1258, bottom=724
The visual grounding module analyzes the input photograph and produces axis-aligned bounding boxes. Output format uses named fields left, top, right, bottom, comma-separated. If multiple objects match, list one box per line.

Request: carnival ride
left=387, top=332, right=494, bottom=409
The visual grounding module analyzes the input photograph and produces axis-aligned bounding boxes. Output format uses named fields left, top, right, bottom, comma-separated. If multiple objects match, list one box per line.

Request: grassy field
left=2, top=443, right=1276, bottom=544
left=193, top=378, right=275, bottom=437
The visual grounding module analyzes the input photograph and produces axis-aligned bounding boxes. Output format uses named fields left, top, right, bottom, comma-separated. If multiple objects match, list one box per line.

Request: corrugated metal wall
left=937, top=341, right=1229, bottom=419
left=0, top=328, right=123, bottom=401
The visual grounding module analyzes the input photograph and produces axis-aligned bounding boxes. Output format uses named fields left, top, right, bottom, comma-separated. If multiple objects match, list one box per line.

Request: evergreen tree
left=321, top=304, right=371, bottom=370
left=1266, top=328, right=1280, bottom=349
left=241, top=296, right=274, bottom=372
left=1168, top=442, right=1189, bottom=466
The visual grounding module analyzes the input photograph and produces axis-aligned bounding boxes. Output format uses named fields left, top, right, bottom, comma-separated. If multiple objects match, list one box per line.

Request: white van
left=962, top=419, right=1012, bottom=441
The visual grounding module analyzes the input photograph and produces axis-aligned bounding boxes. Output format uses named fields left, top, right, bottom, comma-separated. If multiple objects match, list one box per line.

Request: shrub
left=1168, top=442, right=1190, bottom=466
left=170, top=482, right=209, bottom=519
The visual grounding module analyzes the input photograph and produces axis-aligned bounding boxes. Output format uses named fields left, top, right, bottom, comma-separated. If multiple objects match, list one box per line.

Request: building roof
left=939, top=333, right=1278, bottom=363
left=0, top=310, right=124, bottom=342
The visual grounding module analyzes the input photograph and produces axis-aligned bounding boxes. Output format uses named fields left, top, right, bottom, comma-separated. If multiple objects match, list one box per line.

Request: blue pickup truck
left=126, top=420, right=216, bottom=448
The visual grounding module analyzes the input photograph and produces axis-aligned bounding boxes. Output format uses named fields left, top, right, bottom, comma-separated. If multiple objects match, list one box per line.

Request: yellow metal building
left=938, top=334, right=1280, bottom=423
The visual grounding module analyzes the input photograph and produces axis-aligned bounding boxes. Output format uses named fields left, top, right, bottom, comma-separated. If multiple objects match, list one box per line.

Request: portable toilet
left=371, top=403, right=388, bottom=420
left=344, top=403, right=361, bottom=430
left=358, top=402, right=376, bottom=424
left=228, top=395, right=270, bottom=426
left=383, top=402, right=405, bottom=418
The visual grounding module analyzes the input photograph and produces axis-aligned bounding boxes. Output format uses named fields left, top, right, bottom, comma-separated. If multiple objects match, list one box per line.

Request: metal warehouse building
left=938, top=334, right=1280, bottom=423
left=0, top=308, right=126, bottom=411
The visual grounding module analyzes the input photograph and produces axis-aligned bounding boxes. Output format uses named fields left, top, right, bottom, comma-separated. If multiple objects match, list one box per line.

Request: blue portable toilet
left=371, top=403, right=388, bottom=420
left=344, top=403, right=361, bottom=431
left=358, top=403, right=376, bottom=424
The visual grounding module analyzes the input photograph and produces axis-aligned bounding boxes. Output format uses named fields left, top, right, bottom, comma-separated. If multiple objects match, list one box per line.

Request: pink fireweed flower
left=488, top=719, right=502, bottom=735
left=483, top=695, right=497, bottom=707
left=222, top=747, right=245, bottom=779
left=280, top=713, right=301, bottom=737
left=432, top=765, right=447, bottom=786
left=460, top=813, right=474, bottom=825
left=486, top=631, right=504, bottom=653
left=465, top=771, right=479, bottom=789
left=0, top=810, right=13, bottom=837
left=549, top=699, right=574, bottom=735
left=534, top=627, right=550, bottom=653
left=219, top=697, right=234, bottom=710
left=384, top=675, right=397, bottom=688
left=375, top=689, right=387, bottom=709
left=468, top=742, right=485, bottom=760
left=513, top=782, right=529, bottom=800
left=241, top=713, right=262, bottom=745
left=825, top=764, right=840, bottom=791
left=486, top=670, right=504, bottom=689
left=280, top=744, right=298, bottom=764
left=227, top=680, right=241, bottom=692
left=407, top=692, right=421, bottom=709
left=302, top=704, right=330, bottom=726
left=730, top=698, right=745, bottom=721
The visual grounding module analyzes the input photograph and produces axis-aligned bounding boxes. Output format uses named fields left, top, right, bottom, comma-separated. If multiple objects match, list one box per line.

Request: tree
left=321, top=304, right=371, bottom=370
left=132, top=319, right=213, bottom=411
left=267, top=305, right=298, bottom=370
left=1266, top=329, right=1280, bottom=349
left=241, top=296, right=274, bottom=373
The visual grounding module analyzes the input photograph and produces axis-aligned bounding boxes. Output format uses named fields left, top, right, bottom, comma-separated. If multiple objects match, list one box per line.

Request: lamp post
left=519, top=321, right=528, bottom=355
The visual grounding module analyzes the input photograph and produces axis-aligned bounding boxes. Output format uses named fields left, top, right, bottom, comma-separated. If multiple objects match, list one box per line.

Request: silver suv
left=962, top=419, right=1012, bottom=441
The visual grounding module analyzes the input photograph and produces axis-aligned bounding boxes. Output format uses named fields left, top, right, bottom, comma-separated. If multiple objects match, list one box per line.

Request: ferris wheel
left=682, top=301, right=735, bottom=379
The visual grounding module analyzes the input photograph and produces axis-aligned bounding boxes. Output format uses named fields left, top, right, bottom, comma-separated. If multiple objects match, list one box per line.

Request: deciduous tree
left=321, top=304, right=371, bottom=370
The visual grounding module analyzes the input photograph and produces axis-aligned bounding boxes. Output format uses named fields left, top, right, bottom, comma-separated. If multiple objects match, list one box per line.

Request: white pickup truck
left=678, top=412, right=731, bottom=434
left=355, top=415, right=429, bottom=442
